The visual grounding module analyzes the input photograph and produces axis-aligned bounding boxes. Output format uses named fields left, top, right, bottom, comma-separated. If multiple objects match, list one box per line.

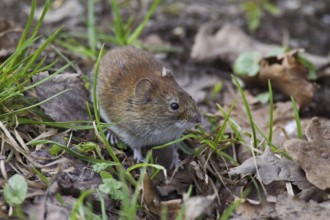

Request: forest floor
left=1, top=0, right=330, bottom=219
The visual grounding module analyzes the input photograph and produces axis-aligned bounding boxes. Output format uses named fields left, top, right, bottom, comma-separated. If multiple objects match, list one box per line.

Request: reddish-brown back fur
left=97, top=46, right=201, bottom=150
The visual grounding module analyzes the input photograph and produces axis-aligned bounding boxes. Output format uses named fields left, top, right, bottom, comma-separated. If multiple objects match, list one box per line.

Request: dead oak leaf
left=229, top=147, right=309, bottom=189
left=284, top=117, right=330, bottom=190
left=240, top=49, right=315, bottom=109
left=257, top=50, right=315, bottom=109
left=33, top=72, right=90, bottom=122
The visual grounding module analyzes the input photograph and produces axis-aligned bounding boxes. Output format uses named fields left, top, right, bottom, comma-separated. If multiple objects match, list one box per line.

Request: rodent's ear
left=161, top=67, right=173, bottom=77
left=135, top=78, right=153, bottom=100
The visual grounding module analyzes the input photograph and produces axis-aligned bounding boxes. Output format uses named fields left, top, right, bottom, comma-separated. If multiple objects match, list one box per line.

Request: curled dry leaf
left=234, top=49, right=315, bottom=109
left=33, top=72, right=90, bottom=122
left=229, top=147, right=309, bottom=190
left=284, top=117, right=330, bottom=190
left=191, top=22, right=330, bottom=68
left=255, top=50, right=315, bottom=108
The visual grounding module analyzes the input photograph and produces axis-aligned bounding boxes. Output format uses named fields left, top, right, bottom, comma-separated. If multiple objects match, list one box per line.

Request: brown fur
left=97, top=46, right=201, bottom=164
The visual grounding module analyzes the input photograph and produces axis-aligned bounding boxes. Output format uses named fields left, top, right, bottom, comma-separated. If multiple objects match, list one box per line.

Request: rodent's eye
left=170, top=102, right=180, bottom=111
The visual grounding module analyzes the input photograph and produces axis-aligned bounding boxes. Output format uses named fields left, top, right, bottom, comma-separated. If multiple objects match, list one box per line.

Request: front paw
left=133, top=148, right=145, bottom=163
left=105, top=129, right=118, bottom=146
left=169, top=146, right=182, bottom=169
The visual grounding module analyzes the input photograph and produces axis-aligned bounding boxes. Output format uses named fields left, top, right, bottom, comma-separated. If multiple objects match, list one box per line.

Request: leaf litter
left=285, top=117, right=330, bottom=190
left=32, top=71, right=90, bottom=121
left=2, top=0, right=330, bottom=219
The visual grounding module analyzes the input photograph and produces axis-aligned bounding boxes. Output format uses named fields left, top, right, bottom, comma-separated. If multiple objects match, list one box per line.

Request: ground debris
left=232, top=194, right=330, bottom=220
left=191, top=23, right=330, bottom=68
left=248, top=49, right=315, bottom=109
left=33, top=71, right=90, bottom=122
left=284, top=117, right=330, bottom=190
left=229, top=147, right=310, bottom=190
left=142, top=172, right=216, bottom=220
left=0, top=18, right=21, bottom=59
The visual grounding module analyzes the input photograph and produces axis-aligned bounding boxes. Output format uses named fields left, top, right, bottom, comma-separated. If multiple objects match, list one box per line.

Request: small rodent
left=97, top=47, right=201, bottom=168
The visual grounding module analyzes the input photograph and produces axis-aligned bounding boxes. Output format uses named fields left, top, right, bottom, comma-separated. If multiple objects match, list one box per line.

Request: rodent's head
left=132, top=67, right=202, bottom=131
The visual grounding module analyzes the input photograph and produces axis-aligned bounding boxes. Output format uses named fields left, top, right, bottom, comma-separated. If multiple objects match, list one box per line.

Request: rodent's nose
left=195, top=112, right=202, bottom=123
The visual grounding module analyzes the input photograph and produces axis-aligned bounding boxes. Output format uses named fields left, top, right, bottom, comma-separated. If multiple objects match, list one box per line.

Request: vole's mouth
left=187, top=112, right=202, bottom=124
left=174, top=117, right=201, bottom=129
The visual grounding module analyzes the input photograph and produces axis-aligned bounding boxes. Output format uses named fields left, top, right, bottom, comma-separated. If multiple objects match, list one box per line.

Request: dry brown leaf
left=33, top=72, right=90, bottom=122
left=284, top=117, right=330, bottom=190
left=257, top=50, right=315, bottom=108
left=229, top=148, right=309, bottom=189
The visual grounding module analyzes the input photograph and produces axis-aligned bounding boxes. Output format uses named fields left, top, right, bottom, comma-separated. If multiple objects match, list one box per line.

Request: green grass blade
left=152, top=133, right=202, bottom=150
left=17, top=118, right=111, bottom=130
left=27, top=60, right=57, bottom=76
left=15, top=0, right=36, bottom=50
left=51, top=46, right=79, bottom=72
left=32, top=167, right=49, bottom=186
left=87, top=0, right=97, bottom=53
left=252, top=121, right=291, bottom=158
left=22, top=62, right=72, bottom=91
left=55, top=39, right=96, bottom=59
left=268, top=80, right=274, bottom=142
left=232, top=75, right=257, bottom=149
left=20, top=27, right=63, bottom=75
left=29, top=140, right=120, bottom=164
left=128, top=0, right=161, bottom=44
left=98, top=190, right=107, bottom=220
left=31, top=0, right=53, bottom=39
left=216, top=103, right=244, bottom=142
left=70, top=190, right=94, bottom=220
left=126, top=163, right=166, bottom=173
left=0, top=36, right=40, bottom=75
left=0, top=89, right=69, bottom=118
left=291, top=96, right=303, bottom=139
left=219, top=198, right=244, bottom=220
left=215, top=100, right=237, bottom=142
left=109, top=0, right=126, bottom=45
left=201, top=139, right=238, bottom=165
